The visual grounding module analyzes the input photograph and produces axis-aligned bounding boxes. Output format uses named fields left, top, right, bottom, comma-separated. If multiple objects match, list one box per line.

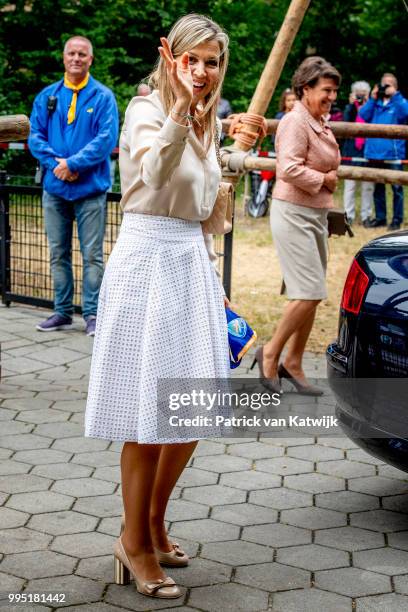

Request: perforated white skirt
left=85, top=213, right=230, bottom=443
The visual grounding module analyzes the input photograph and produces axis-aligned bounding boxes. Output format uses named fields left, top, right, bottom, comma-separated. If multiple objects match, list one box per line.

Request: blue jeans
left=371, top=162, right=404, bottom=224
left=43, top=191, right=107, bottom=320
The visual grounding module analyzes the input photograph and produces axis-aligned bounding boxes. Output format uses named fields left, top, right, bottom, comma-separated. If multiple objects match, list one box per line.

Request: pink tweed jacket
left=273, top=101, right=340, bottom=209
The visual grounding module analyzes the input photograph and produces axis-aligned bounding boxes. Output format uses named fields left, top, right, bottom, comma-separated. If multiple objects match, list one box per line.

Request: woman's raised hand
left=158, top=37, right=193, bottom=107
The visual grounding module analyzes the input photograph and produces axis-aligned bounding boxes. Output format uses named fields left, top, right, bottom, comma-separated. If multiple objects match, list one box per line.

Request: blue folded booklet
left=226, top=307, right=257, bottom=369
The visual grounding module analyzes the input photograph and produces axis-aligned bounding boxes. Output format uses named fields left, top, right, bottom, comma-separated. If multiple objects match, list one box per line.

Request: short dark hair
left=292, top=56, right=341, bottom=99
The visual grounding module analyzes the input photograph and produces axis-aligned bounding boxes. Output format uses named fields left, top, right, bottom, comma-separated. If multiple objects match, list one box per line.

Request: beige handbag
left=201, top=124, right=234, bottom=235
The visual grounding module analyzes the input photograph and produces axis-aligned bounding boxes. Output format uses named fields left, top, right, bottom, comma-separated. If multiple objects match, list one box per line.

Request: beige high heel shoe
left=120, top=514, right=189, bottom=567
left=113, top=537, right=182, bottom=599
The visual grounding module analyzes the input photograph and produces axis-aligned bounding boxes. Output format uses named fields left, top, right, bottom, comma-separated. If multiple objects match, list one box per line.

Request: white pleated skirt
left=84, top=213, right=230, bottom=443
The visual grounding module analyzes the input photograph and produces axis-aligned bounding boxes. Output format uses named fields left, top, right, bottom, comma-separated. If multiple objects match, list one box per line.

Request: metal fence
left=0, top=172, right=232, bottom=313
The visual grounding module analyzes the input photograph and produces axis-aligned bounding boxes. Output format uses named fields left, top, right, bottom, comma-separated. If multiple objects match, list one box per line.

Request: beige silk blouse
left=273, top=101, right=341, bottom=209
left=119, top=90, right=221, bottom=219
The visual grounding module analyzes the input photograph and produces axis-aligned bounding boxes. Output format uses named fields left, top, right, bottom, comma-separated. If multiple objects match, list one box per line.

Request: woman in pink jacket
left=252, top=57, right=341, bottom=395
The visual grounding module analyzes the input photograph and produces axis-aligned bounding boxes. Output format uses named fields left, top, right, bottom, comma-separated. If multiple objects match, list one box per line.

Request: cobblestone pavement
left=1, top=304, right=408, bottom=611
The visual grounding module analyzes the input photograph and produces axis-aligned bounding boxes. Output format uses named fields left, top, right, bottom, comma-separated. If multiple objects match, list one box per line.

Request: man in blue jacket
left=29, top=35, right=119, bottom=335
left=359, top=73, right=408, bottom=230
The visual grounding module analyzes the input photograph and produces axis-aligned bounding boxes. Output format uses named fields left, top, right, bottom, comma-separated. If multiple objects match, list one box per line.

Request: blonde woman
left=84, top=14, right=229, bottom=600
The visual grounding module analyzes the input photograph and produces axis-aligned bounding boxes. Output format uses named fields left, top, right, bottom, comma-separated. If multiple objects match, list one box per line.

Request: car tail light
left=341, top=259, right=369, bottom=314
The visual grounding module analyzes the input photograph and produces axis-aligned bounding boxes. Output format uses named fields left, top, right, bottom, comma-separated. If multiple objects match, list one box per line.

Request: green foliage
left=0, top=0, right=407, bottom=123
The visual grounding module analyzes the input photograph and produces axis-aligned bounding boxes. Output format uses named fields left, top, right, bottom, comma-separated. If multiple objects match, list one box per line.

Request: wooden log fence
left=0, top=115, right=30, bottom=142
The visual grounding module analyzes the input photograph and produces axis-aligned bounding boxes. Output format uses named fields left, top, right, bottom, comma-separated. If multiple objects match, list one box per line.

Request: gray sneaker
left=85, top=316, right=96, bottom=337
left=36, top=313, right=73, bottom=332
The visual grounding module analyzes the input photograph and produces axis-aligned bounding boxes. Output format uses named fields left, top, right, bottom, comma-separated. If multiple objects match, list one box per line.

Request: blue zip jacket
left=358, top=92, right=408, bottom=160
left=28, top=75, right=119, bottom=201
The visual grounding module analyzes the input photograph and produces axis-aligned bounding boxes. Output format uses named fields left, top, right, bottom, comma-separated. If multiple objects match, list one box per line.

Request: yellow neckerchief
left=64, top=72, right=90, bottom=124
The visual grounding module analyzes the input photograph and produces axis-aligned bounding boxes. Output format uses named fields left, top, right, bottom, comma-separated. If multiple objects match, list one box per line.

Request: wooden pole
left=0, top=115, right=30, bottom=143
left=222, top=154, right=408, bottom=185
left=233, top=0, right=311, bottom=151
left=223, top=118, right=408, bottom=140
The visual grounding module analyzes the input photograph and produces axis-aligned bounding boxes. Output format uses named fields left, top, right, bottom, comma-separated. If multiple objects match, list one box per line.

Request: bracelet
left=171, top=108, right=194, bottom=122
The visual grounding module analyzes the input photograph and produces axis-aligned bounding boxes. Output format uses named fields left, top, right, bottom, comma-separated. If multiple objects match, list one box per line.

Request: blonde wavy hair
left=149, top=13, right=229, bottom=150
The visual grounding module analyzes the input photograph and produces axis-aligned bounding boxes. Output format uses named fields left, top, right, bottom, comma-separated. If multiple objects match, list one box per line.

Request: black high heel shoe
left=277, top=363, right=323, bottom=396
left=250, top=346, right=282, bottom=394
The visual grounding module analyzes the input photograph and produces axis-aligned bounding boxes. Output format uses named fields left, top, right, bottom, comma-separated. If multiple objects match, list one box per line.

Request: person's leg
left=360, top=181, right=374, bottom=222
left=389, top=163, right=404, bottom=225
left=282, top=307, right=317, bottom=383
left=149, top=441, right=198, bottom=552
left=343, top=179, right=356, bottom=223
left=262, top=299, right=320, bottom=379
left=120, top=441, right=166, bottom=581
left=42, top=191, right=74, bottom=317
left=373, top=182, right=387, bottom=223
left=75, top=193, right=107, bottom=320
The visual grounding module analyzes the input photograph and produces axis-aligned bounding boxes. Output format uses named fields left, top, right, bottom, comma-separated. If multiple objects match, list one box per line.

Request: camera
left=377, top=83, right=390, bottom=100
left=355, top=94, right=366, bottom=104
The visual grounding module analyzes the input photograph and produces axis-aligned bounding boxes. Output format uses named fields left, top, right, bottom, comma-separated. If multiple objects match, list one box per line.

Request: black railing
left=0, top=172, right=232, bottom=312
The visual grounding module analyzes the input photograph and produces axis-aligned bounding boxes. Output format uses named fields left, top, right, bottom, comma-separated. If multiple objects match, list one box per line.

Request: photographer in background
left=359, top=73, right=408, bottom=230
left=342, top=81, right=373, bottom=227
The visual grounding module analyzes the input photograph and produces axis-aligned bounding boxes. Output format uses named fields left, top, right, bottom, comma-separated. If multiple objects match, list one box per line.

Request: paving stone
left=259, top=436, right=315, bottom=447
left=92, top=465, right=121, bottom=484
left=0, top=386, right=35, bottom=399
left=281, top=506, right=347, bottom=530
left=6, top=490, right=74, bottom=514
left=2, top=549, right=77, bottom=579
left=0, top=507, right=29, bottom=528
left=97, top=516, right=121, bottom=537
left=346, top=448, right=385, bottom=465
left=388, top=531, right=408, bottom=551
left=71, top=450, right=120, bottom=467
left=51, top=477, right=116, bottom=498
left=211, top=503, right=277, bottom=526
left=175, top=466, right=219, bottom=488
left=394, top=575, right=408, bottom=595
left=315, top=567, right=391, bottom=597
left=382, top=493, right=408, bottom=513
left=169, top=518, right=239, bottom=543
left=356, top=593, right=408, bottom=611
left=52, top=436, right=110, bottom=453
left=0, top=407, right=18, bottom=420
left=25, top=346, right=84, bottom=366
left=165, top=499, right=209, bottom=522
left=316, top=436, right=358, bottom=449
left=316, top=526, right=385, bottom=551
left=105, top=583, right=187, bottom=610
left=0, top=473, right=52, bottom=494
left=255, top=456, right=314, bottom=476
left=73, top=494, right=123, bottom=517
left=60, top=603, right=127, bottom=612
left=316, top=490, right=380, bottom=512
left=249, top=487, right=313, bottom=510
left=285, top=473, right=345, bottom=494
left=0, top=527, right=52, bottom=553
left=348, top=476, right=408, bottom=496
left=317, top=459, right=375, bottom=479
left=188, top=582, right=268, bottom=611
left=36, top=390, right=85, bottom=402
left=28, top=510, right=98, bottom=535
left=0, top=432, right=48, bottom=450
left=242, top=523, right=311, bottom=548
left=220, top=469, right=280, bottom=490
left=13, top=448, right=72, bottom=464
left=378, top=464, right=408, bottom=480
left=194, top=440, right=226, bottom=456
left=31, top=463, right=93, bottom=479
left=192, top=454, right=251, bottom=473
left=350, top=509, right=408, bottom=532
left=272, top=587, right=351, bottom=612
left=34, top=421, right=84, bottom=438
left=2, top=355, right=50, bottom=374
left=354, top=547, right=408, bottom=575
left=0, top=459, right=31, bottom=476
left=228, top=442, right=284, bottom=459
left=51, top=531, right=116, bottom=558
left=25, top=574, right=104, bottom=607
left=276, top=543, right=349, bottom=571
left=0, top=448, right=12, bottom=460
left=0, top=572, right=25, bottom=597
left=237, top=561, right=311, bottom=593
left=201, top=540, right=273, bottom=565
left=183, top=484, right=246, bottom=506
left=287, top=444, right=343, bottom=462
left=173, top=557, right=232, bottom=588
left=75, top=555, right=113, bottom=583
left=16, top=408, right=71, bottom=424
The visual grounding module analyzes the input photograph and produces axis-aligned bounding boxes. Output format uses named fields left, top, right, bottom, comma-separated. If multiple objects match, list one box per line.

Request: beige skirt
left=270, top=198, right=328, bottom=300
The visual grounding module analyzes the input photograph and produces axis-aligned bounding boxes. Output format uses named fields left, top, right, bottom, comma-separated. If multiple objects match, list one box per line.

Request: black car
left=327, top=230, right=408, bottom=472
